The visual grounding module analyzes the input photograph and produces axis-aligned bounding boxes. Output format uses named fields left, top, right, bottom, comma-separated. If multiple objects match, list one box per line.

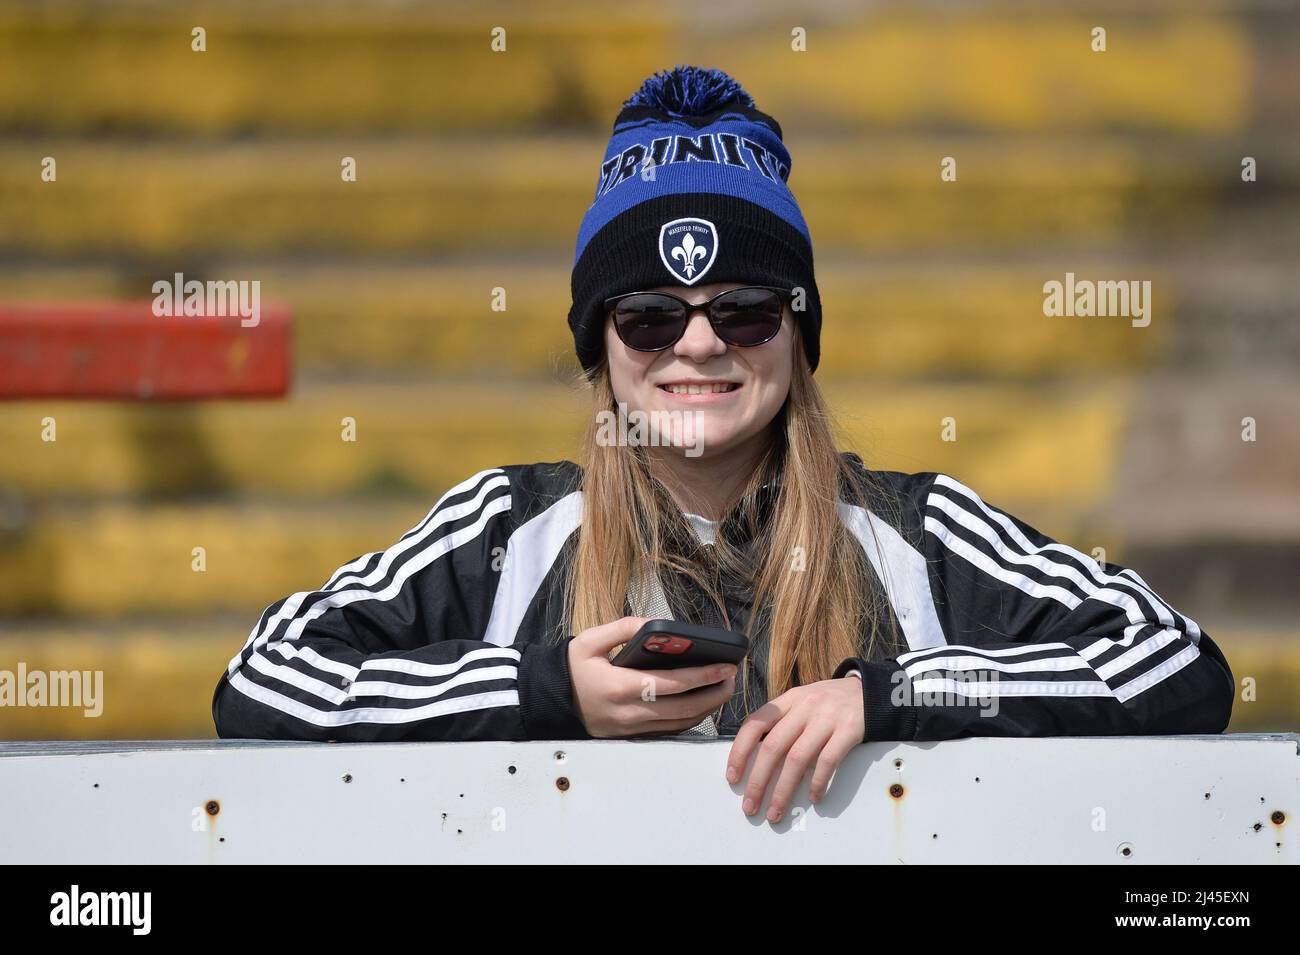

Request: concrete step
left=1110, top=374, right=1300, bottom=624
left=6, top=135, right=1291, bottom=259
left=0, top=380, right=1126, bottom=504
left=0, top=3, right=1259, bottom=135
left=0, top=258, right=1188, bottom=379
left=0, top=500, right=435, bottom=617
left=0, top=622, right=240, bottom=739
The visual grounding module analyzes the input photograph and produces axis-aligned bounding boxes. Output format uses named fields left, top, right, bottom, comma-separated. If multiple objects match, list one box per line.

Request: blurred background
left=0, top=0, right=1296, bottom=738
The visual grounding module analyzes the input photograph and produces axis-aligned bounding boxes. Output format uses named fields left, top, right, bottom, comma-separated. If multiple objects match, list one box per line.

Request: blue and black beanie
left=568, top=65, right=822, bottom=375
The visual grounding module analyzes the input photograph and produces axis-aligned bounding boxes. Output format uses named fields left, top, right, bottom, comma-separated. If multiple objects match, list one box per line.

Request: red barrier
left=0, top=302, right=292, bottom=399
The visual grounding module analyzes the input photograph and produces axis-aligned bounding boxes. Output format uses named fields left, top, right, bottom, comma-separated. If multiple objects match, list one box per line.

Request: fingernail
left=725, top=766, right=738, bottom=784
left=767, top=806, right=782, bottom=823
left=742, top=798, right=755, bottom=815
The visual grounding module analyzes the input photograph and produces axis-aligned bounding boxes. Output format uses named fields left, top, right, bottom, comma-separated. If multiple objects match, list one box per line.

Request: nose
left=672, top=307, right=727, bottom=361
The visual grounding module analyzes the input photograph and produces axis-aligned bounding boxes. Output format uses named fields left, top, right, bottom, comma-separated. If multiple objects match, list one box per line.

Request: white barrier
left=0, top=734, right=1295, bottom=864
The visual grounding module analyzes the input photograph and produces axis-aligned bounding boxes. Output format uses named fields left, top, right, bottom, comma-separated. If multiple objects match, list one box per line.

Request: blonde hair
left=560, top=331, right=902, bottom=699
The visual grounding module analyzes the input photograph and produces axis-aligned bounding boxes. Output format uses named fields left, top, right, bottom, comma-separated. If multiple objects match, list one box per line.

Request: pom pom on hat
left=622, top=65, right=755, bottom=116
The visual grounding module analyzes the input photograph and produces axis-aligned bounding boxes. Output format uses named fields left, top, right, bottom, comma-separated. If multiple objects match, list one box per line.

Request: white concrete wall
left=0, top=735, right=1295, bottom=864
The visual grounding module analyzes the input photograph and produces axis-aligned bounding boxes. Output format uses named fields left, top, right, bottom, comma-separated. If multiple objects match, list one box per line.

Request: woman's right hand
left=568, top=616, right=737, bottom=738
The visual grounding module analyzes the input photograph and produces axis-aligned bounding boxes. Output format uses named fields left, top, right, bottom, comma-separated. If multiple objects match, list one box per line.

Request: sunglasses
left=605, top=285, right=790, bottom=352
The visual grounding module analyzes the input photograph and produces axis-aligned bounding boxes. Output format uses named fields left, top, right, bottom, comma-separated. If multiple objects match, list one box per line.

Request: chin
left=681, top=426, right=741, bottom=458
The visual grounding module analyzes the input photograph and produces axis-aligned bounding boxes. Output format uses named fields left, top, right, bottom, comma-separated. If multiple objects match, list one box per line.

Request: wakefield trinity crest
left=659, top=217, right=719, bottom=285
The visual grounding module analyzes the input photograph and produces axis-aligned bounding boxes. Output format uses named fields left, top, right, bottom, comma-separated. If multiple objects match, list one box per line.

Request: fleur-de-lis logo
left=658, top=217, right=719, bottom=285
left=671, top=232, right=708, bottom=278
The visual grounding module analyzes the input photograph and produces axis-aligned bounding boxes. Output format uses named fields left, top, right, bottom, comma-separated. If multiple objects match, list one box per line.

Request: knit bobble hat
left=567, top=65, right=822, bottom=375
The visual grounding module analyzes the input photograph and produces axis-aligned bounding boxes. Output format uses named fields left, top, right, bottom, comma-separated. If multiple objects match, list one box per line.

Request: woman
left=212, top=66, right=1234, bottom=822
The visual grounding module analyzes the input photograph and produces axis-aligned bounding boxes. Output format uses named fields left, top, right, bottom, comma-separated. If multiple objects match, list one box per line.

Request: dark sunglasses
left=605, top=285, right=790, bottom=352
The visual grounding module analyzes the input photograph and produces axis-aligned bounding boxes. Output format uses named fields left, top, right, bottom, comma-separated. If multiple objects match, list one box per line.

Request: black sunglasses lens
left=612, top=294, right=686, bottom=350
left=711, top=288, right=784, bottom=346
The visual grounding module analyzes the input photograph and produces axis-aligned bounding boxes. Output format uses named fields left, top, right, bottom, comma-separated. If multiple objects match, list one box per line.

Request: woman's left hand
left=725, top=676, right=864, bottom=822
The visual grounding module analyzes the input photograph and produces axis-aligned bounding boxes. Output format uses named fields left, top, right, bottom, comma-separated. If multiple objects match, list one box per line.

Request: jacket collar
left=713, top=477, right=780, bottom=548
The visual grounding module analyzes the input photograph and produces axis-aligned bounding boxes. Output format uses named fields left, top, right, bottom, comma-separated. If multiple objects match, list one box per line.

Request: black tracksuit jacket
left=211, top=454, right=1235, bottom=742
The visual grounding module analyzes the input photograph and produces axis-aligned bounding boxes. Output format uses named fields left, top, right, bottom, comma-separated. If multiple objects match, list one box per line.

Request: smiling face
left=603, top=281, right=796, bottom=459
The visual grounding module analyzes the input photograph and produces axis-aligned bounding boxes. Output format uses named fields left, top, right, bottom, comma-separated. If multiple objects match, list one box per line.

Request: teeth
left=665, top=383, right=734, bottom=394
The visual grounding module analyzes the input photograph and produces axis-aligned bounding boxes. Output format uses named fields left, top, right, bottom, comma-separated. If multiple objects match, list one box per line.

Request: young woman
left=212, top=66, right=1234, bottom=822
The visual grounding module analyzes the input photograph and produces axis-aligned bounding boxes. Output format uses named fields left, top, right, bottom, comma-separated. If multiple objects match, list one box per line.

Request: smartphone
left=611, top=619, right=749, bottom=670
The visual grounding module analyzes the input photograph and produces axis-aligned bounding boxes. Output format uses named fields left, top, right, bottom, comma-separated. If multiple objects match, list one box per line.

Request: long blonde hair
left=560, top=332, right=902, bottom=698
